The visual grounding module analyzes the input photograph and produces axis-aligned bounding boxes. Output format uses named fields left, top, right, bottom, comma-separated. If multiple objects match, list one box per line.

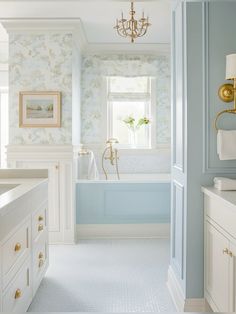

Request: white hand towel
left=217, top=129, right=236, bottom=160
left=214, top=177, right=236, bottom=191
left=87, top=151, right=99, bottom=180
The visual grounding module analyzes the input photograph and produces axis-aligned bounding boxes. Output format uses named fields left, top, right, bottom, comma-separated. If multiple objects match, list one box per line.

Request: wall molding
left=7, top=144, right=78, bottom=161
left=0, top=18, right=170, bottom=54
left=171, top=180, right=185, bottom=280
left=167, top=266, right=209, bottom=312
left=76, top=223, right=170, bottom=240
left=202, top=2, right=236, bottom=174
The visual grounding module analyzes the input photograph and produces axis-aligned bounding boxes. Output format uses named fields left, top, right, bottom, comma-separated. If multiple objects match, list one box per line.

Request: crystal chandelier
left=114, top=1, right=151, bottom=43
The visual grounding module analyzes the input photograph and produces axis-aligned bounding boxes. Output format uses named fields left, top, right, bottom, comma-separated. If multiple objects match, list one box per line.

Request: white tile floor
left=29, top=239, right=176, bottom=312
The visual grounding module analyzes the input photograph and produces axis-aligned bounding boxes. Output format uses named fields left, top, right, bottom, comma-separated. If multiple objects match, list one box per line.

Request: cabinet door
left=15, top=161, right=60, bottom=233
left=229, top=241, right=236, bottom=312
left=205, top=221, right=230, bottom=312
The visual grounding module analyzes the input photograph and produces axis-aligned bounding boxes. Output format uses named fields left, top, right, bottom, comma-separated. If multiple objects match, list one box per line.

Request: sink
left=0, top=184, right=19, bottom=196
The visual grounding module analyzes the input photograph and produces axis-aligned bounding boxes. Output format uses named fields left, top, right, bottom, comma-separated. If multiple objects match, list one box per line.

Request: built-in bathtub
left=76, top=173, right=171, bottom=238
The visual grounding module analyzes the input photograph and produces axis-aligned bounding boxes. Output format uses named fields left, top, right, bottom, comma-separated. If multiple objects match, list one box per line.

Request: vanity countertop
left=0, top=178, right=48, bottom=216
left=202, top=186, right=236, bottom=208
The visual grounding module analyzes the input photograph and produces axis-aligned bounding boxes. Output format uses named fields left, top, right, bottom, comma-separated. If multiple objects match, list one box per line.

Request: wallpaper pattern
left=81, top=54, right=171, bottom=146
left=9, top=33, right=73, bottom=144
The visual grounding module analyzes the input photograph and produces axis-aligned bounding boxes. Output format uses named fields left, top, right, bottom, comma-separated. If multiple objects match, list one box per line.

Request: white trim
left=167, top=266, right=209, bottom=312
left=0, top=18, right=170, bottom=54
left=1, top=18, right=83, bottom=33
left=76, top=223, right=170, bottom=240
left=184, top=298, right=211, bottom=312
left=167, top=265, right=185, bottom=311
left=7, top=144, right=77, bottom=161
left=85, top=43, right=171, bottom=55
left=0, top=64, right=8, bottom=72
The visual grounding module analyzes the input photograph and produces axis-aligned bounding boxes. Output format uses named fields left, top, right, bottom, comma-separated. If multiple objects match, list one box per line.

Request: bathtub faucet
left=102, top=138, right=120, bottom=180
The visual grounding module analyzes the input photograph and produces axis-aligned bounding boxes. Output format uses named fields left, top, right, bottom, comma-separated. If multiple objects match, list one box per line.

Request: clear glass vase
left=129, top=128, right=137, bottom=148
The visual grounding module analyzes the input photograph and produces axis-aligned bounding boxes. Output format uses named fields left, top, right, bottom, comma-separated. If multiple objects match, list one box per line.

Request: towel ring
left=214, top=109, right=236, bottom=131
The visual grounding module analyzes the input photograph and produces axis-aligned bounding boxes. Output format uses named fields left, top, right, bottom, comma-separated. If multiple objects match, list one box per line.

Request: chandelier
left=114, top=1, right=151, bottom=43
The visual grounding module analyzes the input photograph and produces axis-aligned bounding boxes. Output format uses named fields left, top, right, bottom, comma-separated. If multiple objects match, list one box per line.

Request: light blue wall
left=171, top=0, right=236, bottom=300
left=76, top=183, right=170, bottom=224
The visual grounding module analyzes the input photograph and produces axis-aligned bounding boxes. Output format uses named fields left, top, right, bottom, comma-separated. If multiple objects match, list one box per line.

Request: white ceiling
left=0, top=1, right=171, bottom=44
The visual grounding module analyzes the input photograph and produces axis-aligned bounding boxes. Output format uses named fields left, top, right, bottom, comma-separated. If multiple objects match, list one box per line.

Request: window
left=0, top=87, right=9, bottom=168
left=106, top=76, right=155, bottom=149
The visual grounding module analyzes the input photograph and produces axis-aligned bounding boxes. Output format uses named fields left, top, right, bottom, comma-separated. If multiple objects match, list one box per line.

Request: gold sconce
left=215, top=54, right=236, bottom=130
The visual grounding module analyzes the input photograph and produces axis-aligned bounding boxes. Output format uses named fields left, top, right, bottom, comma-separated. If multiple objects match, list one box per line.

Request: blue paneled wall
left=76, top=183, right=170, bottom=224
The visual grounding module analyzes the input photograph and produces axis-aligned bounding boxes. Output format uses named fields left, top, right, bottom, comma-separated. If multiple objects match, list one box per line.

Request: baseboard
left=167, top=265, right=208, bottom=312
left=76, top=223, right=170, bottom=239
left=184, top=298, right=210, bottom=312
left=167, top=265, right=185, bottom=311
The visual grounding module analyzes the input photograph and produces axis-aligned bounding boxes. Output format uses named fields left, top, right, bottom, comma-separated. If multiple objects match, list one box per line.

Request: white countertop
left=202, top=186, right=236, bottom=207
left=0, top=178, right=47, bottom=216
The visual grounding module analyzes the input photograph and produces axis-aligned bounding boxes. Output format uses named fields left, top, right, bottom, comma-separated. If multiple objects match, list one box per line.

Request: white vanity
left=203, top=187, right=236, bottom=312
left=0, top=169, right=48, bottom=312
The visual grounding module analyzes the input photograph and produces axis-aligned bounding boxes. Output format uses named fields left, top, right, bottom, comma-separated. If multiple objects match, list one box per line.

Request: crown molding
left=0, top=18, right=83, bottom=33
left=85, top=43, right=170, bottom=55
left=0, top=18, right=88, bottom=51
left=0, top=18, right=170, bottom=54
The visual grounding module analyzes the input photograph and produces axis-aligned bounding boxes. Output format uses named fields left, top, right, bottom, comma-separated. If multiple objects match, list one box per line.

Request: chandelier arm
left=121, top=19, right=129, bottom=36
left=137, top=26, right=148, bottom=37
left=117, top=28, right=128, bottom=38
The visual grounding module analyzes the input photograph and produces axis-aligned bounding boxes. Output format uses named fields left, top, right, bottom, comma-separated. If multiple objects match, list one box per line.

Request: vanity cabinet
left=203, top=187, right=236, bottom=312
left=0, top=177, right=48, bottom=312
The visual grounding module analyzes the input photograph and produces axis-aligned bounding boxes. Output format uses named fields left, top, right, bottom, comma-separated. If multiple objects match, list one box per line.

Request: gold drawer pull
left=38, top=216, right=44, bottom=222
left=14, top=243, right=21, bottom=252
left=38, top=252, right=44, bottom=259
left=39, top=259, right=44, bottom=268
left=38, top=224, right=44, bottom=232
left=15, top=289, right=22, bottom=299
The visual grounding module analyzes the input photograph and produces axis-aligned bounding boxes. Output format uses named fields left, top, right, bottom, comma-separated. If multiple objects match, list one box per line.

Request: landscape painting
left=19, top=91, right=61, bottom=127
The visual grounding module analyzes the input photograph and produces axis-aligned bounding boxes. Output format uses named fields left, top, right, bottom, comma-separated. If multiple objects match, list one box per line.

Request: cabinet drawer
left=32, top=204, right=47, bottom=241
left=33, top=234, right=48, bottom=295
left=2, top=257, right=32, bottom=312
left=205, top=195, right=236, bottom=239
left=2, top=220, right=30, bottom=279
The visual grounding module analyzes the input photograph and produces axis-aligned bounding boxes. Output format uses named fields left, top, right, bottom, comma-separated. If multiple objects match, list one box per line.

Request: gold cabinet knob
left=38, top=215, right=44, bottom=222
left=15, top=289, right=22, bottom=299
left=14, top=243, right=21, bottom=252
left=38, top=252, right=44, bottom=259
left=38, top=224, right=44, bottom=232
left=229, top=251, right=233, bottom=258
left=55, top=165, right=59, bottom=170
left=223, top=248, right=229, bottom=255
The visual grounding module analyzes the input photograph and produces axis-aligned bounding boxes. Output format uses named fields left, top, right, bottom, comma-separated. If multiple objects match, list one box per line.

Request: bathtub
left=76, top=173, right=171, bottom=229
left=77, top=173, right=170, bottom=183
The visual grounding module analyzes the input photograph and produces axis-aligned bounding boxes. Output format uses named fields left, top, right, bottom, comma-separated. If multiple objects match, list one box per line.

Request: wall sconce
left=219, top=54, right=236, bottom=103
left=215, top=54, right=236, bottom=130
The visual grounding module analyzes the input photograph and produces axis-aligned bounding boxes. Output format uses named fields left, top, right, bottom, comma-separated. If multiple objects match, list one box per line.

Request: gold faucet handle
left=106, top=138, right=119, bottom=144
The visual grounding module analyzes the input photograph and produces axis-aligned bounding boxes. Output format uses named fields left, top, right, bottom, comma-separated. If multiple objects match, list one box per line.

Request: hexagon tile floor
left=28, top=238, right=176, bottom=312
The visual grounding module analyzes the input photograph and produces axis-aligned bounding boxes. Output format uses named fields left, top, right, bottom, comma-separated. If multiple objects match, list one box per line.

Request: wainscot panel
left=76, top=183, right=170, bottom=224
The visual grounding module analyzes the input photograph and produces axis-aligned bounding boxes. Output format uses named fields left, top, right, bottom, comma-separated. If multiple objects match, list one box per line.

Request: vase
left=129, top=128, right=137, bottom=148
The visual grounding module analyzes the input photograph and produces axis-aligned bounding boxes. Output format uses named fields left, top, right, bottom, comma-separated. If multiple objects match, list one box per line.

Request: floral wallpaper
left=9, top=33, right=73, bottom=144
left=81, top=54, right=171, bottom=146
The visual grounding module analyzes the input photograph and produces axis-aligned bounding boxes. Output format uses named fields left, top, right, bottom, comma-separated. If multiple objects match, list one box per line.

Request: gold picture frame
left=19, top=91, right=61, bottom=128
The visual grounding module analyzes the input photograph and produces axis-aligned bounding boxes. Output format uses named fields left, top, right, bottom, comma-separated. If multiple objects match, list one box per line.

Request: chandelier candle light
left=114, top=1, right=151, bottom=43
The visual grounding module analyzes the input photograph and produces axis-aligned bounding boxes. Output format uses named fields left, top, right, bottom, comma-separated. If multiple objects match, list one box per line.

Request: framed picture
left=19, top=91, right=61, bottom=127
